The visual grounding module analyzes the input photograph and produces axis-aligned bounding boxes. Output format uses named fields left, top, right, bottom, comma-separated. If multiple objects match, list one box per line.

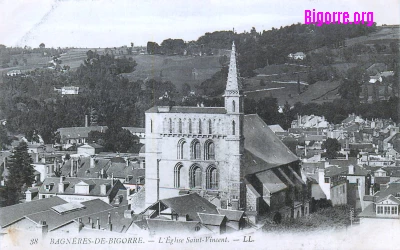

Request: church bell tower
left=224, top=42, right=243, bottom=114
left=223, top=42, right=245, bottom=210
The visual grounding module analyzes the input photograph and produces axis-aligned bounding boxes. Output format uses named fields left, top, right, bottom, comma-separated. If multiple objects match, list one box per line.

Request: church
left=144, top=43, right=310, bottom=219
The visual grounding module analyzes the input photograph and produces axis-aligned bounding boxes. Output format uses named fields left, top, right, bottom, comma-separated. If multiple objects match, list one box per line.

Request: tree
left=39, top=43, right=45, bottom=49
left=1, top=141, right=34, bottom=205
left=181, top=83, right=191, bottom=96
left=0, top=126, right=10, bottom=150
left=322, top=138, right=341, bottom=159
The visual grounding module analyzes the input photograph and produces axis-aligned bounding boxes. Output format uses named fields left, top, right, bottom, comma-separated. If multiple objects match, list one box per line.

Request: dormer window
left=75, top=181, right=90, bottom=194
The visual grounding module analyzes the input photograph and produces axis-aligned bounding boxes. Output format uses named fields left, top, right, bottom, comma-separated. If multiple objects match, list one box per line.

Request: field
left=120, top=54, right=225, bottom=90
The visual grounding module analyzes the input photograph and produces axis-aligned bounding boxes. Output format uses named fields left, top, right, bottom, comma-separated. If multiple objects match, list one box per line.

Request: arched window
left=206, top=166, right=218, bottom=189
left=198, top=119, right=202, bottom=134
left=204, top=140, right=215, bottom=160
left=208, top=119, right=212, bottom=134
left=189, top=165, right=202, bottom=188
left=188, top=119, right=192, bottom=133
left=178, top=119, right=182, bottom=133
left=191, top=140, right=201, bottom=159
left=177, top=139, right=187, bottom=159
left=169, top=118, right=172, bottom=133
left=232, top=120, right=236, bottom=135
left=232, top=100, right=236, bottom=112
left=174, top=163, right=183, bottom=188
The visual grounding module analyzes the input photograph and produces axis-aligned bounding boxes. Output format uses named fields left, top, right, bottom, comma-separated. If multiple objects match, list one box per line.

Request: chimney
left=107, top=212, right=112, bottom=231
left=100, top=184, right=109, bottom=195
left=318, top=167, right=325, bottom=186
left=90, top=156, right=95, bottom=168
left=38, top=221, right=48, bottom=237
left=85, top=115, right=89, bottom=127
left=96, top=217, right=100, bottom=229
left=88, top=217, right=94, bottom=229
left=125, top=158, right=129, bottom=167
left=78, top=218, right=83, bottom=232
left=59, top=181, right=65, bottom=193
left=348, top=165, right=354, bottom=175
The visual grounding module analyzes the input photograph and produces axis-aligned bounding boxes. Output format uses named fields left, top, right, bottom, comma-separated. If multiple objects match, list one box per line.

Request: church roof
left=243, top=114, right=299, bottom=175
left=145, top=106, right=227, bottom=114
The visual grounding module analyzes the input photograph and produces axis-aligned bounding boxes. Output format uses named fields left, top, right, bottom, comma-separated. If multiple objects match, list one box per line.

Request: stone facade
left=145, top=42, right=244, bottom=208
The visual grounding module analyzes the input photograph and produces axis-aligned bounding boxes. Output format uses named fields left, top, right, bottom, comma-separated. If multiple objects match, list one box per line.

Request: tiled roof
left=197, top=213, right=226, bottom=226
left=0, top=196, right=67, bottom=228
left=242, top=114, right=298, bottom=175
left=160, top=193, right=218, bottom=221
left=26, top=199, right=113, bottom=231
left=146, top=106, right=227, bottom=114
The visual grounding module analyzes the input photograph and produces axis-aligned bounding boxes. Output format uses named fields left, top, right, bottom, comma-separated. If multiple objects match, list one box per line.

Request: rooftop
left=145, top=106, right=227, bottom=114
left=0, top=196, right=67, bottom=228
left=242, top=114, right=298, bottom=175
left=158, top=193, right=218, bottom=221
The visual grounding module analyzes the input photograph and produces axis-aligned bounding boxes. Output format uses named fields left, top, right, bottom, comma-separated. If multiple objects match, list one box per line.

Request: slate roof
left=217, top=209, right=244, bottom=221
left=242, top=114, right=298, bottom=175
left=374, top=176, right=391, bottom=185
left=106, top=163, right=144, bottom=179
left=376, top=182, right=400, bottom=200
left=26, top=199, right=113, bottom=231
left=78, top=143, right=103, bottom=149
left=39, top=177, right=126, bottom=197
left=324, top=165, right=347, bottom=177
left=268, top=124, right=285, bottom=133
left=75, top=204, right=137, bottom=233
left=328, top=158, right=358, bottom=168
left=160, top=193, right=218, bottom=221
left=146, top=106, right=227, bottom=114
left=255, top=170, right=287, bottom=194
left=122, top=127, right=145, bottom=133
left=0, top=196, right=67, bottom=228
left=60, top=157, right=111, bottom=178
left=376, top=194, right=400, bottom=204
left=358, top=203, right=376, bottom=218
left=197, top=213, right=226, bottom=226
left=146, top=219, right=206, bottom=234
left=57, top=126, right=108, bottom=139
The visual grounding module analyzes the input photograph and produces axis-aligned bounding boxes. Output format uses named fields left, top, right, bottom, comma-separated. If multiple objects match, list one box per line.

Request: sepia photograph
left=0, top=0, right=399, bottom=249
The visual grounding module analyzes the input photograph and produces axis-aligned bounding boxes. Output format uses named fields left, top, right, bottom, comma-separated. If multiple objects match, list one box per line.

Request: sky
left=0, top=0, right=399, bottom=48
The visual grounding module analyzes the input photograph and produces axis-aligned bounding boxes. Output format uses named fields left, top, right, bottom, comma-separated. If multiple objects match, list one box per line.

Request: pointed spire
left=226, top=41, right=240, bottom=91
